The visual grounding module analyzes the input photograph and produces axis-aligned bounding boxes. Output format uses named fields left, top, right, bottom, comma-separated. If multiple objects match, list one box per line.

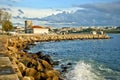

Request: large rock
left=41, top=60, right=53, bottom=70
left=42, top=54, right=54, bottom=65
left=25, top=68, right=37, bottom=76
left=34, top=72, right=41, bottom=80
left=41, top=72, right=47, bottom=80
left=36, top=62, right=44, bottom=71
left=35, top=51, right=44, bottom=59
left=7, top=46, right=18, bottom=53
left=46, top=70, right=60, bottom=78
left=18, top=62, right=26, bottom=74
left=47, top=77, right=52, bottom=80
left=53, top=76, right=59, bottom=80
left=31, top=54, right=38, bottom=60
left=22, top=76, right=34, bottom=80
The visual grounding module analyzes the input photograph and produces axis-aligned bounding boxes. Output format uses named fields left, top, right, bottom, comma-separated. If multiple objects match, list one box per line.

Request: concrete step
left=0, top=74, right=19, bottom=80
left=0, top=57, right=11, bottom=67
left=0, top=56, right=19, bottom=80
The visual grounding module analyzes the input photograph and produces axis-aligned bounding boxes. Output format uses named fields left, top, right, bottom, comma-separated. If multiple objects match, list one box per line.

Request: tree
left=2, top=20, right=13, bottom=31
left=0, top=9, right=3, bottom=24
left=0, top=9, right=13, bottom=32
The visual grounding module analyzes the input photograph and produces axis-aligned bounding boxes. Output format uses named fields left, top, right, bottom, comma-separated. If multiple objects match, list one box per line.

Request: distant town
left=0, top=20, right=120, bottom=35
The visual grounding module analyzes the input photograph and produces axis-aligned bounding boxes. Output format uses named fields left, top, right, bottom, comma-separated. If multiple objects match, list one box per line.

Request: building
left=24, top=20, right=49, bottom=34
left=32, top=26, right=49, bottom=34
left=25, top=26, right=49, bottom=34
left=25, top=20, right=33, bottom=33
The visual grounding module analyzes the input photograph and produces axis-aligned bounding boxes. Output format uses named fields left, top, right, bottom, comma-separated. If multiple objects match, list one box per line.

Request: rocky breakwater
left=3, top=34, right=110, bottom=80
left=18, top=34, right=110, bottom=42
left=5, top=36, right=63, bottom=80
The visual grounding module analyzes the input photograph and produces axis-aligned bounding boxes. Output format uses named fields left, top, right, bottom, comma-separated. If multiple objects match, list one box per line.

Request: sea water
left=29, top=34, right=120, bottom=80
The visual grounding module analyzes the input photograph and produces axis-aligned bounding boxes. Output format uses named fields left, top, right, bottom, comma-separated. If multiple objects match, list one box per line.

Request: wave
left=65, top=61, right=104, bottom=80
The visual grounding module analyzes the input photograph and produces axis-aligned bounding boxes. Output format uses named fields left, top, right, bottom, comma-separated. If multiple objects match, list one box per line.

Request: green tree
left=2, top=20, right=13, bottom=31
left=0, top=9, right=13, bottom=32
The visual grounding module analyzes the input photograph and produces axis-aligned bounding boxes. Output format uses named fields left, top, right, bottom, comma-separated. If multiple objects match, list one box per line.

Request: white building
left=32, top=26, right=49, bottom=34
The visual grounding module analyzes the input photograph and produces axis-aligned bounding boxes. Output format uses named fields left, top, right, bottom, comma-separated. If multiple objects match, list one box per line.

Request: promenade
left=0, top=54, right=19, bottom=80
left=0, top=35, right=19, bottom=80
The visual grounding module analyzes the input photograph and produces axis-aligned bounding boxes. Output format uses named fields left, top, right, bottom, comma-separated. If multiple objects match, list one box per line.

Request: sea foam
left=65, top=61, right=103, bottom=80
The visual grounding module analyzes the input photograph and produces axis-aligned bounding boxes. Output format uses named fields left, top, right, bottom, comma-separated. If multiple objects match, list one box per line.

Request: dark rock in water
left=53, top=61, right=59, bottom=65
left=24, top=46, right=30, bottom=50
left=61, top=63, right=72, bottom=73
left=29, top=43, right=36, bottom=46
left=61, top=64, right=68, bottom=72
left=23, top=49, right=27, bottom=53
left=52, top=52, right=57, bottom=55
left=61, top=64, right=68, bottom=70
left=42, top=54, right=54, bottom=65
left=35, top=51, right=44, bottom=59
left=67, top=62, right=72, bottom=65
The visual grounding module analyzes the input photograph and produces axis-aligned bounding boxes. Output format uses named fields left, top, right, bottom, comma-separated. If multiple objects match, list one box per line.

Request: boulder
left=18, top=62, right=26, bottom=74
left=22, top=76, right=31, bottom=80
left=35, top=51, right=44, bottom=58
left=41, top=72, right=47, bottom=80
left=53, top=61, right=59, bottom=66
left=25, top=68, right=37, bottom=76
left=61, top=64, right=71, bottom=72
left=47, top=77, right=52, bottom=80
left=67, top=62, right=72, bottom=65
left=53, top=76, right=59, bottom=80
left=31, top=54, right=38, bottom=60
left=41, top=60, right=53, bottom=70
left=36, top=62, right=44, bottom=71
left=7, top=46, right=18, bottom=53
left=42, top=54, right=54, bottom=65
left=46, top=70, right=55, bottom=78
left=46, top=70, right=60, bottom=78
left=22, top=76, right=34, bottom=80
left=34, top=72, right=41, bottom=80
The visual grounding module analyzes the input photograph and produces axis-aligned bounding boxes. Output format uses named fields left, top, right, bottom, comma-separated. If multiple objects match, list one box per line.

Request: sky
left=1, top=0, right=119, bottom=8
left=0, top=0, right=120, bottom=27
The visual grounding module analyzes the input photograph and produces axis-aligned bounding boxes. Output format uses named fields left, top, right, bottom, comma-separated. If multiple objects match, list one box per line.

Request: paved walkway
left=0, top=53, right=19, bottom=80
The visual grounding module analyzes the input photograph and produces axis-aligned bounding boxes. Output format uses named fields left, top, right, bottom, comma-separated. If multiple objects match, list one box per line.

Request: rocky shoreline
left=0, top=34, right=110, bottom=80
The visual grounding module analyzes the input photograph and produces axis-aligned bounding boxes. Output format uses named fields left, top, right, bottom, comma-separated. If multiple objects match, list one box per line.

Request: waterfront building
left=32, top=26, right=49, bottom=34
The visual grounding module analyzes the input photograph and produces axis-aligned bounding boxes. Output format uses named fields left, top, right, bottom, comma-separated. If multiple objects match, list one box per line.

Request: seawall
left=0, top=34, right=110, bottom=80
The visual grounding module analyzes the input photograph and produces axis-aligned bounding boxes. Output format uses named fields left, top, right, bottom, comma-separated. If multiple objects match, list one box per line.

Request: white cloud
left=1, top=5, right=82, bottom=18
left=1, top=5, right=83, bottom=26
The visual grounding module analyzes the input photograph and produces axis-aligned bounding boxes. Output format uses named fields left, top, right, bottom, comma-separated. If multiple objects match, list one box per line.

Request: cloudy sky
left=0, top=0, right=120, bottom=27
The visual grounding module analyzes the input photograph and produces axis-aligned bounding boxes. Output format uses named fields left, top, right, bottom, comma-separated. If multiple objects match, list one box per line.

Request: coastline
left=0, top=34, right=110, bottom=80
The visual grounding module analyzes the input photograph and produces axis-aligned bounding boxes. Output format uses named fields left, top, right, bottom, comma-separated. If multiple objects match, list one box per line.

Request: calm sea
left=29, top=34, right=120, bottom=80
